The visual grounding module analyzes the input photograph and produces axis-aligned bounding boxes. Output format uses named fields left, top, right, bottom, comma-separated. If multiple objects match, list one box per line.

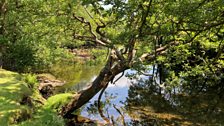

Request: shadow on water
left=125, top=79, right=224, bottom=125
left=50, top=63, right=224, bottom=125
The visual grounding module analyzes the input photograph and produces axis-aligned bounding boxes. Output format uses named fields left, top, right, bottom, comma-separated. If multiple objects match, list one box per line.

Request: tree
left=60, top=0, right=224, bottom=117
left=0, top=0, right=74, bottom=72
left=1, top=0, right=223, bottom=120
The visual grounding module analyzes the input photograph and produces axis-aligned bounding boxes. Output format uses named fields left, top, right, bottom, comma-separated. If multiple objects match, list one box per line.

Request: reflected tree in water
left=125, top=71, right=224, bottom=125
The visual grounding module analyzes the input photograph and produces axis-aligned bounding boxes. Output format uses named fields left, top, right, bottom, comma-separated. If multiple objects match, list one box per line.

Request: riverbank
left=0, top=69, right=105, bottom=126
left=0, top=69, right=67, bottom=125
left=0, top=48, right=107, bottom=125
left=0, top=69, right=43, bottom=125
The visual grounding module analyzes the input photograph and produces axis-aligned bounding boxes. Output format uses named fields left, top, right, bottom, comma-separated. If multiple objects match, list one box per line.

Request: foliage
left=1, top=0, right=224, bottom=124
left=23, top=74, right=38, bottom=89
left=57, top=0, right=224, bottom=119
left=0, top=0, right=75, bottom=72
left=16, top=108, right=65, bottom=126
left=16, top=93, right=74, bottom=126
left=86, top=48, right=107, bottom=66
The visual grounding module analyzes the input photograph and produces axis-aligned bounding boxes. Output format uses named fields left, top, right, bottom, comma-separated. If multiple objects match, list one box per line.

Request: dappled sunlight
left=0, top=69, right=32, bottom=125
left=1, top=0, right=224, bottom=125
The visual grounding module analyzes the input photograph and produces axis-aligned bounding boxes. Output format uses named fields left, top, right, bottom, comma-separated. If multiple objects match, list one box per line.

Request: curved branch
left=83, top=6, right=106, bottom=37
left=72, top=14, right=109, bottom=46
left=96, top=18, right=107, bottom=38
left=113, top=71, right=125, bottom=84
left=97, top=83, right=110, bottom=123
left=113, top=104, right=126, bottom=126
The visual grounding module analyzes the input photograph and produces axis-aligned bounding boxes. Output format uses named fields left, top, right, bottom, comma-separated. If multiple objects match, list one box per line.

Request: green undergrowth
left=16, top=108, right=65, bottom=126
left=0, top=69, right=72, bottom=126
left=17, top=93, right=74, bottom=126
left=0, top=69, right=32, bottom=125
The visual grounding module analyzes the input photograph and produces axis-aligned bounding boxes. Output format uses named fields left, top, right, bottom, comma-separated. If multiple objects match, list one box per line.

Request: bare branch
left=83, top=6, right=97, bottom=24
left=72, top=14, right=109, bottom=46
left=97, top=83, right=110, bottom=123
left=114, top=48, right=126, bottom=62
left=113, top=104, right=126, bottom=126
left=127, top=1, right=152, bottom=64
left=96, top=20, right=106, bottom=37
left=138, top=0, right=152, bottom=36
left=140, top=41, right=179, bottom=62
left=73, top=14, right=96, bottom=38
left=83, top=6, right=107, bottom=37
left=112, top=71, right=125, bottom=84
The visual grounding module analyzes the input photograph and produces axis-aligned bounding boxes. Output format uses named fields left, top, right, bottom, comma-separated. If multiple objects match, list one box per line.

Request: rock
left=36, top=73, right=66, bottom=99
left=43, top=80, right=50, bottom=83
left=39, top=85, right=54, bottom=99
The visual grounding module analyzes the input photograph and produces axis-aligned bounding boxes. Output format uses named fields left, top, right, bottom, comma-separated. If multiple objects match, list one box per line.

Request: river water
left=81, top=70, right=134, bottom=123
left=51, top=62, right=224, bottom=125
left=51, top=62, right=156, bottom=124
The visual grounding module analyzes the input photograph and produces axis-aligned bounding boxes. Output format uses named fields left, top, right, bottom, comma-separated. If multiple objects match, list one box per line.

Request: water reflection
left=81, top=71, right=133, bottom=124
left=50, top=62, right=103, bottom=92
left=126, top=78, right=224, bottom=125
left=82, top=72, right=224, bottom=125
left=50, top=62, right=224, bottom=125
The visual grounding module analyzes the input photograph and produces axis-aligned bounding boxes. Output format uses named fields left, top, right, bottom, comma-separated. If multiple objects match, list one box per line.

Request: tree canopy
left=0, top=0, right=224, bottom=125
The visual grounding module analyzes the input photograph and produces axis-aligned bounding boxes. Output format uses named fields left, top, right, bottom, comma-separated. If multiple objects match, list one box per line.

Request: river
left=51, top=62, right=224, bottom=125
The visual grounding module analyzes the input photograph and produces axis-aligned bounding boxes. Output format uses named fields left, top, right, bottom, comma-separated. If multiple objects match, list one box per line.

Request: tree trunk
left=60, top=55, right=128, bottom=118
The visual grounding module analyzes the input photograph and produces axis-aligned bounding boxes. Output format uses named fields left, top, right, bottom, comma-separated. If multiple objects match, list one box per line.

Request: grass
left=0, top=69, right=32, bottom=125
left=0, top=68, right=104, bottom=126
left=16, top=93, right=74, bottom=126
left=0, top=69, right=69, bottom=126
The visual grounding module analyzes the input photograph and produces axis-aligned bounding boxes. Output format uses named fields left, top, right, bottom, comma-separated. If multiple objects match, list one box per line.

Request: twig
left=113, top=104, right=126, bottom=126
left=72, top=14, right=109, bottom=46
left=97, top=83, right=110, bottom=123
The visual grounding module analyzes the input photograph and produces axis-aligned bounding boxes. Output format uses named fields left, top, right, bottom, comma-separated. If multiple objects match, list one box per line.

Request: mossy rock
left=43, top=93, right=74, bottom=110
left=36, top=73, right=56, bottom=82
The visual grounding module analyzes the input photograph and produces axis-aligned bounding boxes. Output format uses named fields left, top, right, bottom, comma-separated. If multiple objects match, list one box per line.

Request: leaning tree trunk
left=60, top=55, right=128, bottom=118
left=60, top=39, right=178, bottom=117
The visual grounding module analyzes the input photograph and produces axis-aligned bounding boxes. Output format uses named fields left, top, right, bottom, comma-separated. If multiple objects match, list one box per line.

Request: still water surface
left=51, top=63, right=224, bottom=125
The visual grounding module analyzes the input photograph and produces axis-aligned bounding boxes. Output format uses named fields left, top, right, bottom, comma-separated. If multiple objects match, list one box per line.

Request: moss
left=22, top=73, right=46, bottom=108
left=0, top=69, right=32, bottom=125
left=15, top=93, right=73, bottom=126
left=43, top=93, right=73, bottom=110
left=0, top=69, right=71, bottom=126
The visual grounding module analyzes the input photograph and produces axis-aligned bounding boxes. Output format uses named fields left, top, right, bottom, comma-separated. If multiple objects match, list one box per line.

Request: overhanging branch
left=72, top=14, right=110, bottom=47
